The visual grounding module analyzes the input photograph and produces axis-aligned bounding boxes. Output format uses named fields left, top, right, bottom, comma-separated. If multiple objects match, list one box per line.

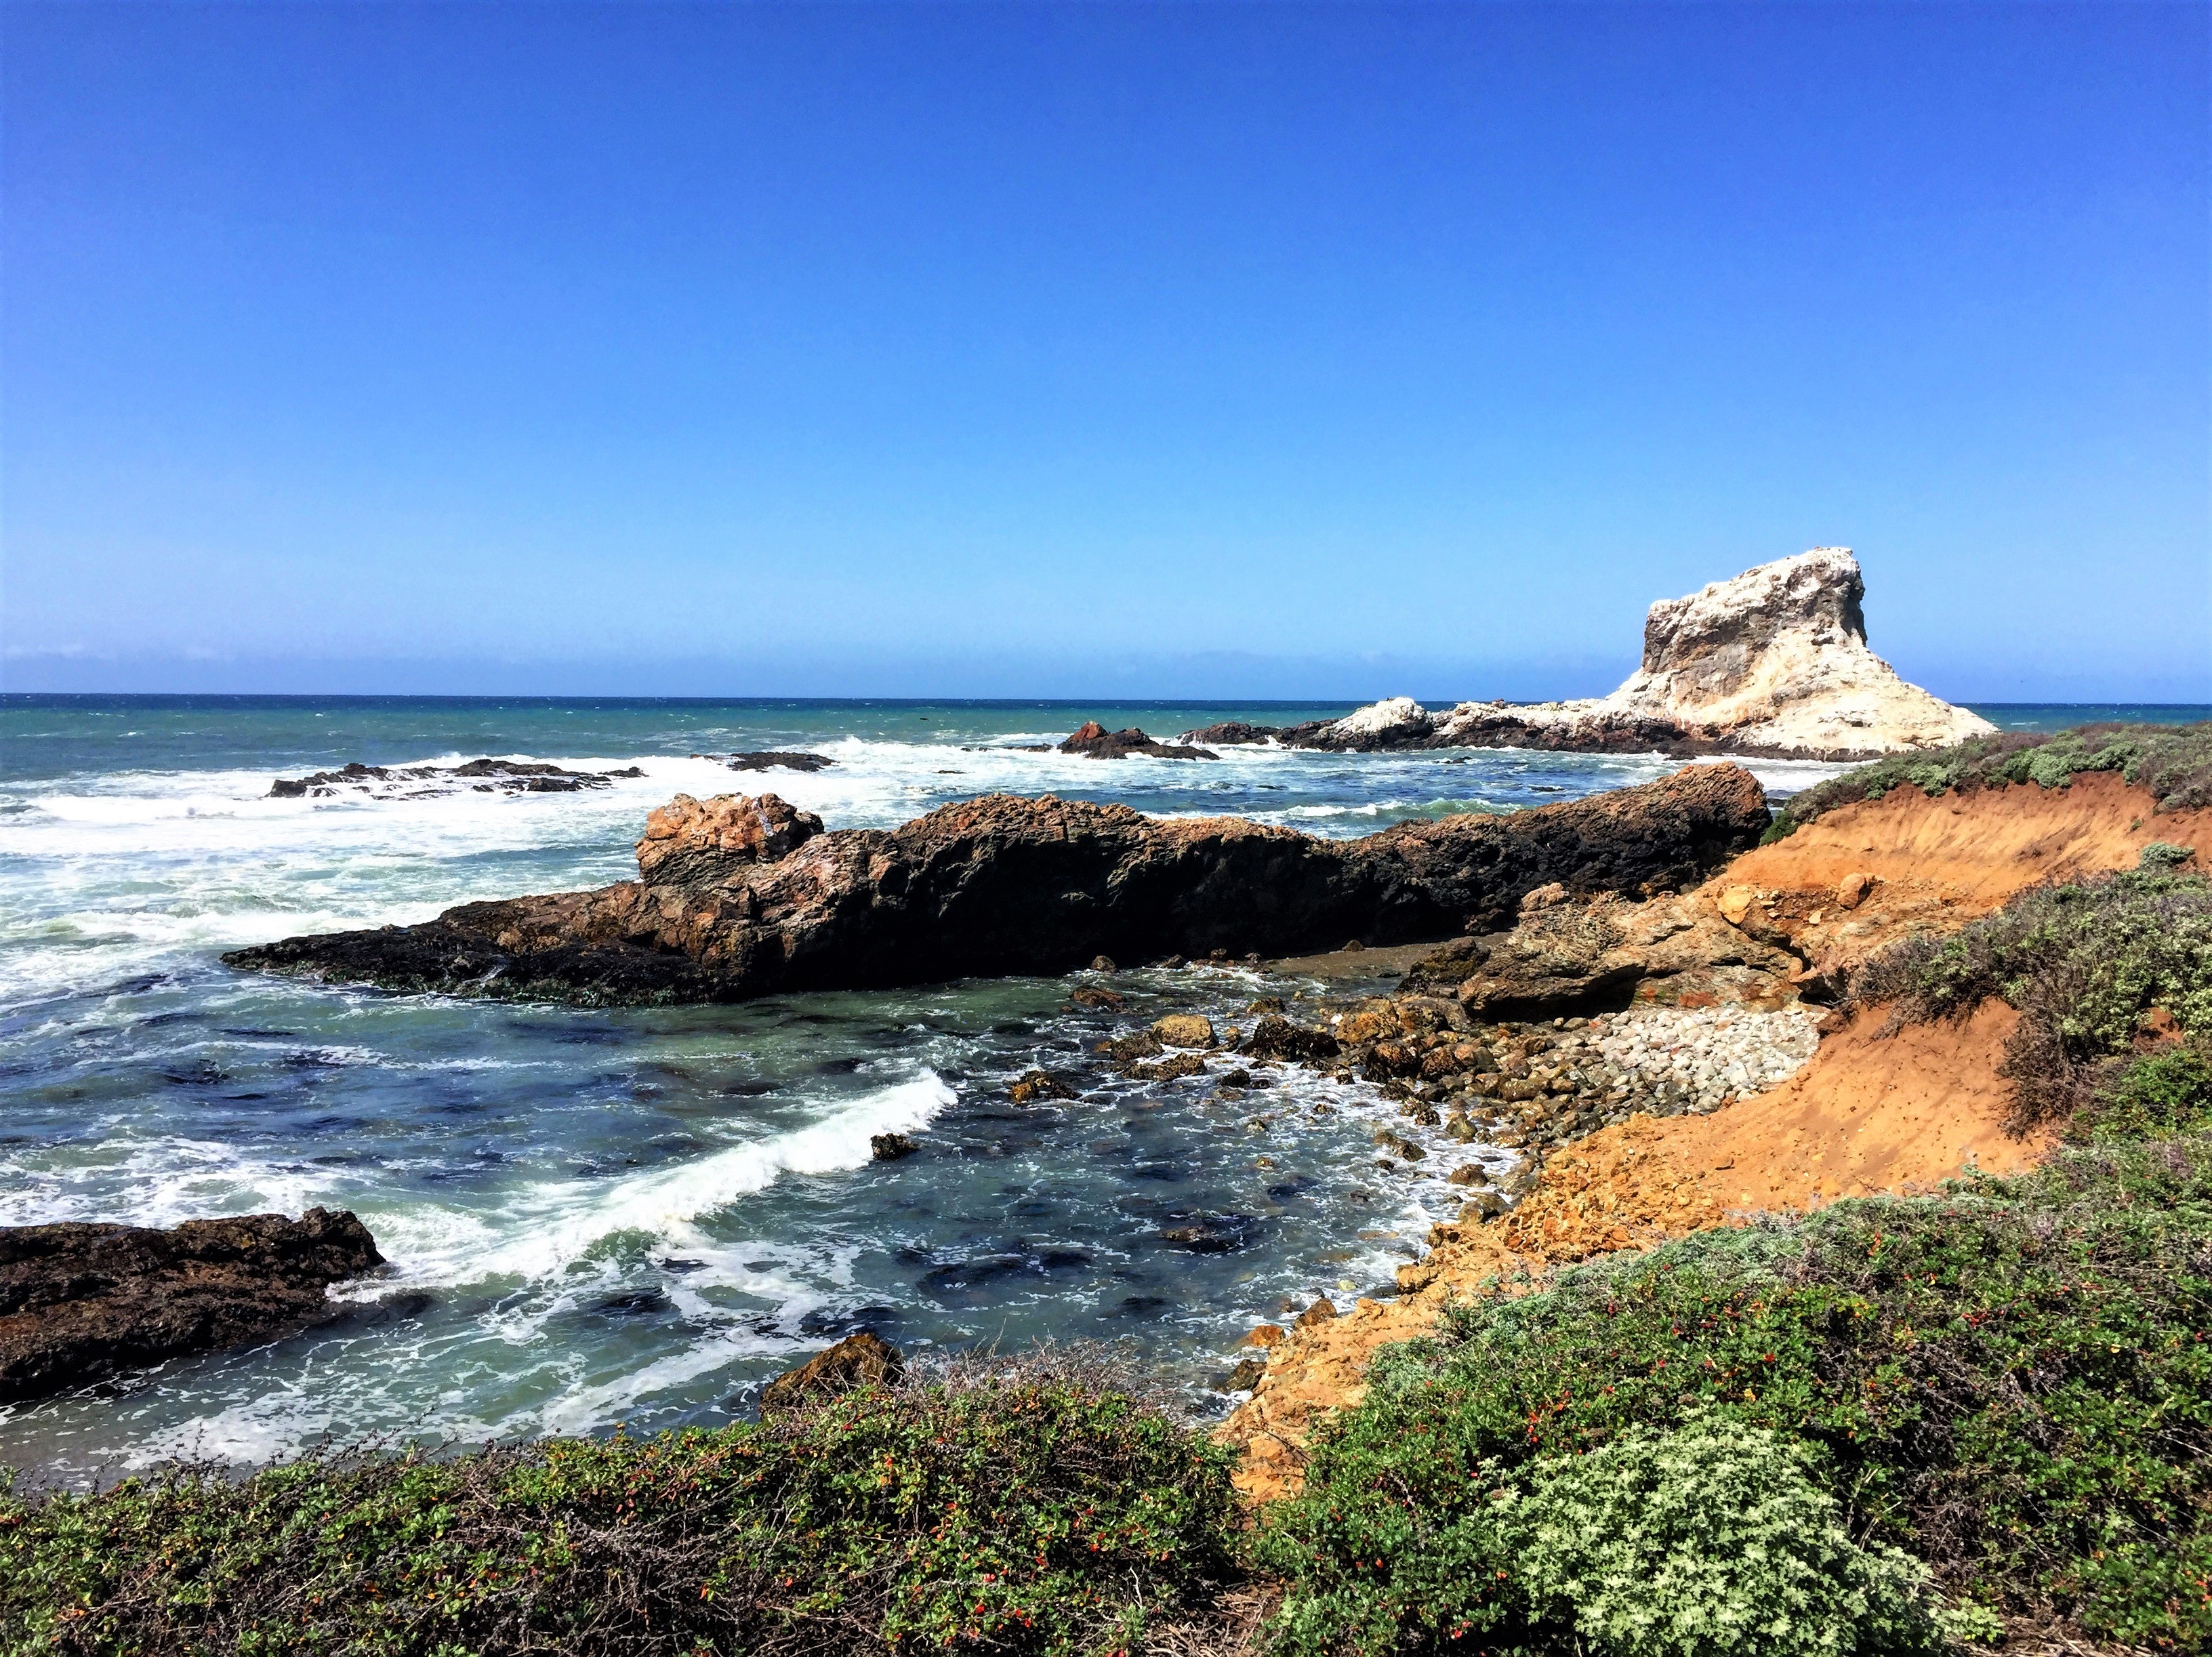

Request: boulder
left=635, top=793, right=823, bottom=889
left=870, top=1132, right=919, bottom=1160
left=758, top=1330, right=904, bottom=1411
left=225, top=764, right=1771, bottom=1008
left=1152, top=1013, right=1216, bottom=1048
left=714, top=752, right=834, bottom=773
left=0, top=1209, right=384, bottom=1402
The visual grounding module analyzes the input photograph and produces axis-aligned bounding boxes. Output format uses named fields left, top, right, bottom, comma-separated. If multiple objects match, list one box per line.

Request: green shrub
left=1509, top=1420, right=1939, bottom=1657
left=1762, top=722, right=2212, bottom=843
left=2070, top=1042, right=2212, bottom=1144
left=1265, top=1168, right=2212, bottom=1653
left=0, top=1357, right=1242, bottom=1657
left=1850, top=870, right=2212, bottom=1130
left=2142, top=840, right=2199, bottom=871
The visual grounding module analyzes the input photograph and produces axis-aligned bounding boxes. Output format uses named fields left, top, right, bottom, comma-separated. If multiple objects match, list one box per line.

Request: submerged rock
left=0, top=1209, right=384, bottom=1402
left=1286, top=550, right=1994, bottom=761
left=224, top=764, right=1770, bottom=1007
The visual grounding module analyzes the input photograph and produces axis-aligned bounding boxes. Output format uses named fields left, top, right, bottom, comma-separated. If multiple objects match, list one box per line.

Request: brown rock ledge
left=0, top=1209, right=384, bottom=1402
left=223, top=765, right=1769, bottom=1007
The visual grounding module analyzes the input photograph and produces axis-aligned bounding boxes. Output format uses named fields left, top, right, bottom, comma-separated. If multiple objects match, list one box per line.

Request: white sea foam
left=396, top=1073, right=957, bottom=1290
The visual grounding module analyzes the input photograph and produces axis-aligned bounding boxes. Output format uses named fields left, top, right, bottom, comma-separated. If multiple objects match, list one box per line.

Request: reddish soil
left=1221, top=777, right=2191, bottom=1501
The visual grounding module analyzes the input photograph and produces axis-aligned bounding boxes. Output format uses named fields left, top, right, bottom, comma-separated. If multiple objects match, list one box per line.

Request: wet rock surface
left=268, top=759, right=640, bottom=799
left=693, top=751, right=836, bottom=772
left=0, top=1209, right=384, bottom=1402
left=225, top=764, right=1770, bottom=1007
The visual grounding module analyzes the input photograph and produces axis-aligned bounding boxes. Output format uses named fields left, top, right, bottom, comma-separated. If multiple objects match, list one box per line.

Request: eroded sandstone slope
left=1220, top=766, right=2205, bottom=1501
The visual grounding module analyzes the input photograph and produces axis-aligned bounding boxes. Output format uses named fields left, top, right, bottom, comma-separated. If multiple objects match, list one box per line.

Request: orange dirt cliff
left=1221, top=766, right=2207, bottom=1502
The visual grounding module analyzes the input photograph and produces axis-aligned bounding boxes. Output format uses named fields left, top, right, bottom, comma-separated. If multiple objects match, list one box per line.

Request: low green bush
left=1761, top=722, right=2212, bottom=844
left=1509, top=1419, right=1941, bottom=1657
left=1850, top=870, right=2212, bottom=1130
left=0, top=1358, right=1242, bottom=1657
left=1264, top=1153, right=2212, bottom=1653
left=2070, top=1041, right=2212, bottom=1144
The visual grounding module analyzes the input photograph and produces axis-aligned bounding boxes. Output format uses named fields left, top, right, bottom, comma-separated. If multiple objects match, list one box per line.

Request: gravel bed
left=1588, top=1004, right=1822, bottom=1117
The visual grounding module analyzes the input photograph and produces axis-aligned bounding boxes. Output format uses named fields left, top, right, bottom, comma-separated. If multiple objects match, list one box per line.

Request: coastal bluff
left=1188, top=548, right=1996, bottom=762
left=223, top=764, right=1769, bottom=1006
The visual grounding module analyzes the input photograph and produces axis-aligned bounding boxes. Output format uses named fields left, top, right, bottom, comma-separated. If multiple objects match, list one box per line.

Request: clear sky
left=3, top=1, right=2207, bottom=701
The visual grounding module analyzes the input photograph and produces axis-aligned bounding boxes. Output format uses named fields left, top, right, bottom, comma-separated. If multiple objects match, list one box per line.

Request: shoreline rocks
left=1059, top=722, right=1218, bottom=760
left=692, top=751, right=836, bottom=772
left=0, top=1209, right=384, bottom=1402
left=1262, top=550, right=1996, bottom=762
left=224, top=764, right=1771, bottom=1006
left=270, top=758, right=642, bottom=799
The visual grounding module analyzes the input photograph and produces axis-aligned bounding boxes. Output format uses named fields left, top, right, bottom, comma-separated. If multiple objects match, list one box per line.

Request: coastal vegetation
left=9, top=733, right=2211, bottom=1654
left=0, top=1353, right=1242, bottom=1656
left=1762, top=722, right=2212, bottom=843
left=1850, top=867, right=2212, bottom=1130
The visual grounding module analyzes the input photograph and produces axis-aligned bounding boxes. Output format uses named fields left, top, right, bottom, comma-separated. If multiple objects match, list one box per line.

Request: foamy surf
left=400, top=1073, right=958, bottom=1290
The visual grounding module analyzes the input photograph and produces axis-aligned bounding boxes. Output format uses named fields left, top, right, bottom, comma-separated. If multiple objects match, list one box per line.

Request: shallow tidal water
left=0, top=695, right=2127, bottom=1482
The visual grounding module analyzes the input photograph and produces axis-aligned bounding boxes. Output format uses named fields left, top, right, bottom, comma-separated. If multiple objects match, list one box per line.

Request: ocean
left=1, top=695, right=2195, bottom=1482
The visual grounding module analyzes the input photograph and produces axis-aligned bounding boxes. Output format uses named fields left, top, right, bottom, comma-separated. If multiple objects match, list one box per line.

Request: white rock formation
left=1319, top=548, right=1994, bottom=758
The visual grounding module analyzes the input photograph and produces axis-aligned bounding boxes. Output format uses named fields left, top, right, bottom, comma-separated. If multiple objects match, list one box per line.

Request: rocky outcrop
left=759, top=1330, right=904, bottom=1411
left=1402, top=891, right=1803, bottom=1021
left=1059, top=722, right=1218, bottom=760
left=223, top=764, right=1771, bottom=1006
left=1179, top=722, right=1282, bottom=746
left=0, top=1209, right=384, bottom=1402
left=634, top=793, right=824, bottom=889
left=270, top=758, right=641, bottom=799
left=692, top=752, right=836, bottom=773
left=1289, top=550, right=1995, bottom=761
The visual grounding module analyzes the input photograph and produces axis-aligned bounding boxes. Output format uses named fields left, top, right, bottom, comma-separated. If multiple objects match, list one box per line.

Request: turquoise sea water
left=0, top=695, right=2195, bottom=1482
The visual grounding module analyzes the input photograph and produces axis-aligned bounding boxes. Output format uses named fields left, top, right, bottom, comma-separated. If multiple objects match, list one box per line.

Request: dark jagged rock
left=270, top=759, right=630, bottom=799
left=758, top=1330, right=903, bottom=1411
left=870, top=1132, right=919, bottom=1161
left=1244, top=1016, right=1343, bottom=1064
left=224, top=765, right=1771, bottom=1008
left=1178, top=722, right=1282, bottom=746
left=0, top=1208, right=384, bottom=1402
left=693, top=752, right=836, bottom=773
left=1058, top=722, right=1218, bottom=761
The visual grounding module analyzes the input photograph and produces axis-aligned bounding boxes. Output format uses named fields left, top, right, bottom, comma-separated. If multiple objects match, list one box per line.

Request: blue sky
left=3, top=2, right=2206, bottom=701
